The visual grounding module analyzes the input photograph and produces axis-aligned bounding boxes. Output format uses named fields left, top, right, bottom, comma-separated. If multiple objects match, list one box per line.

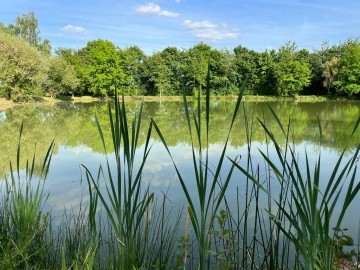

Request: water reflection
left=0, top=101, right=359, bottom=231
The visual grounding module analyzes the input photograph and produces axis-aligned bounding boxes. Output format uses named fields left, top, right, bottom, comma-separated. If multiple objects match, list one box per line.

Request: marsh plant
left=152, top=68, right=244, bottom=269
left=82, top=94, right=180, bottom=269
left=0, top=124, right=54, bottom=269
left=0, top=75, right=359, bottom=269
left=233, top=107, right=360, bottom=269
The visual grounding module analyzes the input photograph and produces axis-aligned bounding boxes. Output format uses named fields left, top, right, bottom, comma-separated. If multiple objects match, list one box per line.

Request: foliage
left=143, top=52, right=173, bottom=97
left=0, top=31, right=48, bottom=101
left=323, top=56, right=339, bottom=94
left=182, top=42, right=212, bottom=95
left=81, top=39, right=125, bottom=96
left=334, top=39, right=360, bottom=96
left=7, top=11, right=51, bottom=55
left=2, top=12, right=360, bottom=99
left=121, top=46, right=147, bottom=95
left=46, top=56, right=80, bottom=98
left=273, top=41, right=312, bottom=96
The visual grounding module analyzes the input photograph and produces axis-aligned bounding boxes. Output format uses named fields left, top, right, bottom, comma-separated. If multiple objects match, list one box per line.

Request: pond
left=0, top=99, right=359, bottom=243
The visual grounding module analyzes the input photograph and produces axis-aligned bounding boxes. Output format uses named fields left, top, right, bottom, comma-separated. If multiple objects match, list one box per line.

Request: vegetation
left=1, top=13, right=360, bottom=101
left=0, top=10, right=359, bottom=270
left=1, top=68, right=359, bottom=269
left=0, top=31, right=48, bottom=101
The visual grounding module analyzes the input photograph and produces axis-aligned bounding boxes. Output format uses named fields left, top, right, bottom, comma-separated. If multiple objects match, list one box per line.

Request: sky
left=1, top=0, right=359, bottom=55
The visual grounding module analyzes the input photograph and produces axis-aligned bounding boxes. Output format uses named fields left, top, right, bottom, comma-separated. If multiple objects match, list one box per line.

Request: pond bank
left=1, top=94, right=357, bottom=110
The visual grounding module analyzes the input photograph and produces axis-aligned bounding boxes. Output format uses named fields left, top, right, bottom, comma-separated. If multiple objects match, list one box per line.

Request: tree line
left=1, top=12, right=360, bottom=101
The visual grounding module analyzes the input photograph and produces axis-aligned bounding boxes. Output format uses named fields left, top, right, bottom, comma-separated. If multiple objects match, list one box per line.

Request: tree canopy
left=0, top=31, right=48, bottom=101
left=0, top=12, right=359, bottom=101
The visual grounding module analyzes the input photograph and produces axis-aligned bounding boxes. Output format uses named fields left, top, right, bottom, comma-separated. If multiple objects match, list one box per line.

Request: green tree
left=334, top=39, right=360, bottom=96
left=183, top=42, right=211, bottom=95
left=160, top=46, right=184, bottom=95
left=233, top=45, right=261, bottom=94
left=0, top=31, right=48, bottom=101
left=273, top=41, right=312, bottom=96
left=143, top=52, right=172, bottom=97
left=7, top=12, right=51, bottom=55
left=257, top=49, right=277, bottom=95
left=45, top=57, right=80, bottom=98
left=307, top=41, right=341, bottom=95
left=322, top=57, right=339, bottom=94
left=56, top=48, right=90, bottom=95
left=121, top=46, right=146, bottom=95
left=81, top=39, right=125, bottom=97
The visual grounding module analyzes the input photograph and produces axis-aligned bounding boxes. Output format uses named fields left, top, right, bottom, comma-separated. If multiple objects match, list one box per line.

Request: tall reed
left=0, top=123, right=54, bottom=269
left=233, top=107, right=360, bottom=269
left=82, top=93, right=180, bottom=269
left=152, top=67, right=244, bottom=269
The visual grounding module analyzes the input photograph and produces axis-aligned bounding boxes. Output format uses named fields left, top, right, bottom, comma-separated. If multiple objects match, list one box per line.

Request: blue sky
left=1, top=0, right=359, bottom=54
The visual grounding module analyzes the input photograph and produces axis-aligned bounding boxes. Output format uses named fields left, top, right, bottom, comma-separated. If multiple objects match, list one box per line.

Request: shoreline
left=0, top=94, right=357, bottom=110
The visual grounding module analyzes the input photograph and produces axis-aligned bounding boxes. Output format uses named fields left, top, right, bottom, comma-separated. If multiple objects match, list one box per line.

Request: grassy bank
left=0, top=82, right=359, bottom=269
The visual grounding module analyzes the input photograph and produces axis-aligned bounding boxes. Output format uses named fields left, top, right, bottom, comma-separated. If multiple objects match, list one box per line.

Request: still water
left=0, top=100, right=359, bottom=236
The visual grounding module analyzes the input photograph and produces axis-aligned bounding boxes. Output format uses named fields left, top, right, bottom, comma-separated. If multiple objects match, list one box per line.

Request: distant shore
left=1, top=95, right=358, bottom=110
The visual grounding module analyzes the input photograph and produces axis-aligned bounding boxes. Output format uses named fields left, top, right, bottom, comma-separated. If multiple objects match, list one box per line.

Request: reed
left=152, top=67, right=245, bottom=269
left=0, top=81, right=359, bottom=269
left=82, top=92, right=180, bottom=269
left=0, top=123, right=54, bottom=269
left=233, top=107, right=360, bottom=269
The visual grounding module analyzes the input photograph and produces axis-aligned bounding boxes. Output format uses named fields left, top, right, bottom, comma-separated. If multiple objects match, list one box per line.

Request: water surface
left=0, top=100, right=359, bottom=234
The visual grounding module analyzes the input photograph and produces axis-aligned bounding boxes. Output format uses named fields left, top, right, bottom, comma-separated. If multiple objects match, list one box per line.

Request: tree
left=322, top=57, right=339, bottom=94
left=160, top=47, right=184, bottom=95
left=46, top=57, right=80, bottom=98
left=233, top=45, right=261, bottom=94
left=257, top=49, right=277, bottom=95
left=56, top=47, right=92, bottom=96
left=273, top=42, right=312, bottom=96
left=183, top=42, right=211, bottom=95
left=7, top=12, right=51, bottom=55
left=121, top=46, right=146, bottom=95
left=0, top=31, right=48, bottom=101
left=142, top=52, right=172, bottom=97
left=334, top=39, right=360, bottom=96
left=81, top=39, right=125, bottom=96
left=209, top=49, right=236, bottom=95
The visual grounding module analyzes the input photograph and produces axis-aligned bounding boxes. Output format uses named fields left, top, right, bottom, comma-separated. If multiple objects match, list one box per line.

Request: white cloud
left=60, top=24, right=88, bottom=34
left=135, top=2, right=179, bottom=17
left=175, top=0, right=181, bottom=3
left=183, top=19, right=239, bottom=41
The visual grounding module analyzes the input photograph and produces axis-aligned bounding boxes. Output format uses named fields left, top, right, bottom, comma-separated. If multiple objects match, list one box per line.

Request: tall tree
left=143, top=52, right=172, bottom=97
left=273, top=41, right=312, bottom=96
left=121, top=46, right=146, bottom=95
left=46, top=57, right=79, bottom=98
left=233, top=45, right=261, bottom=94
left=7, top=12, right=51, bottom=55
left=334, top=39, right=360, bottom=96
left=209, top=49, right=236, bottom=95
left=322, top=57, right=339, bottom=94
left=81, top=39, right=125, bottom=96
left=183, top=42, right=211, bottom=95
left=257, top=49, right=277, bottom=95
left=0, top=31, right=48, bottom=101
left=160, top=47, right=184, bottom=95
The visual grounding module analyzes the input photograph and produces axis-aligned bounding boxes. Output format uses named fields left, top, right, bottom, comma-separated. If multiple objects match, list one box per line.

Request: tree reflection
left=0, top=100, right=359, bottom=176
